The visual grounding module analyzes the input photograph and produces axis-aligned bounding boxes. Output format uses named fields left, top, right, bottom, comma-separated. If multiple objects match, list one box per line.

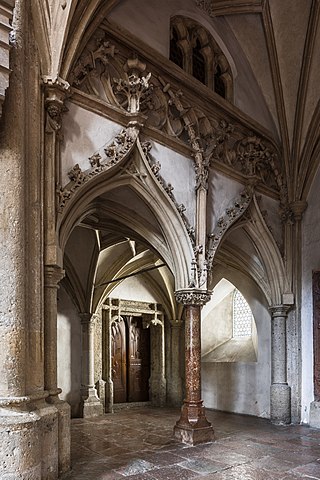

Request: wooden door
left=111, top=319, right=127, bottom=403
left=111, top=316, right=150, bottom=403
left=128, top=317, right=150, bottom=402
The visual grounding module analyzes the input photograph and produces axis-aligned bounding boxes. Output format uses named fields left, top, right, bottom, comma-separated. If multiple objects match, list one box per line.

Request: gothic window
left=192, top=39, right=206, bottom=85
left=170, top=27, right=184, bottom=69
left=233, top=289, right=253, bottom=337
left=169, top=16, right=233, bottom=101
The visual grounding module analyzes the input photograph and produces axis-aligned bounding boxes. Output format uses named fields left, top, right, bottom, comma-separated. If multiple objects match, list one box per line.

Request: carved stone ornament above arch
left=207, top=192, right=292, bottom=307
left=57, top=130, right=194, bottom=292
left=67, top=22, right=288, bottom=206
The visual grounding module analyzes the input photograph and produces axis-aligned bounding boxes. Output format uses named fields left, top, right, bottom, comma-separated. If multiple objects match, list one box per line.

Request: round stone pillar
left=270, top=305, right=291, bottom=424
left=167, top=319, right=183, bottom=406
left=44, top=265, right=71, bottom=474
left=80, top=313, right=103, bottom=417
left=174, top=289, right=214, bottom=445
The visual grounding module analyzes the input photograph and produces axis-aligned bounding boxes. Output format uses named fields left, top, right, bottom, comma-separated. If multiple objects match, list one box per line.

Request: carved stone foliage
left=175, top=288, right=211, bottom=306
left=57, top=124, right=139, bottom=212
left=69, top=28, right=286, bottom=202
left=206, top=184, right=254, bottom=272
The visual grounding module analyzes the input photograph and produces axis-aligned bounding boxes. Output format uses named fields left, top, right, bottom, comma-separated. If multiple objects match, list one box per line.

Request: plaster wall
left=110, top=275, right=159, bottom=303
left=151, top=141, right=196, bottom=227
left=301, top=165, right=320, bottom=423
left=60, top=102, right=121, bottom=186
left=201, top=270, right=270, bottom=417
left=207, top=171, right=243, bottom=233
left=57, top=286, right=82, bottom=417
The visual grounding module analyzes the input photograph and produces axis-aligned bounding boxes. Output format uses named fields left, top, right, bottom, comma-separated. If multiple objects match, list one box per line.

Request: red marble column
left=174, top=289, right=214, bottom=445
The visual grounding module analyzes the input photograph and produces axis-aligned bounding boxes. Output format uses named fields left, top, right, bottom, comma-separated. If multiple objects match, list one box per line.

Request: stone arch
left=57, top=139, right=194, bottom=291
left=208, top=193, right=290, bottom=307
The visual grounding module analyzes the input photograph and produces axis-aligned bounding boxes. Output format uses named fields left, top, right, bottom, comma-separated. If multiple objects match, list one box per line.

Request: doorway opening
left=111, top=315, right=150, bottom=403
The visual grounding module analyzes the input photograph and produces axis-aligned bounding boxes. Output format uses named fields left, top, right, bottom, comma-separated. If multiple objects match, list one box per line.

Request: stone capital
left=80, top=313, right=95, bottom=325
left=269, top=304, right=291, bottom=318
left=169, top=318, right=183, bottom=327
left=290, top=200, right=308, bottom=221
left=175, top=288, right=211, bottom=306
left=44, top=265, right=65, bottom=288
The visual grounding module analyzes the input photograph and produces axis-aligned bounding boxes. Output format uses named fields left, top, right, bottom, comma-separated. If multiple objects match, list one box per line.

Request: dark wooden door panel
left=111, top=316, right=150, bottom=403
left=128, top=317, right=150, bottom=402
left=111, top=320, right=127, bottom=403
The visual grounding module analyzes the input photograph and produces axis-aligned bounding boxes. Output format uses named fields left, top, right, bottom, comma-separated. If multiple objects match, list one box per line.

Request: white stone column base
left=0, top=410, right=42, bottom=479
left=270, top=383, right=291, bottom=424
left=309, top=401, right=320, bottom=428
left=81, top=388, right=103, bottom=418
left=47, top=397, right=71, bottom=474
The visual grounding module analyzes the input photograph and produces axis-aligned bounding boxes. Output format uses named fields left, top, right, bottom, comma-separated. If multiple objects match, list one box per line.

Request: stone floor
left=61, top=406, right=320, bottom=480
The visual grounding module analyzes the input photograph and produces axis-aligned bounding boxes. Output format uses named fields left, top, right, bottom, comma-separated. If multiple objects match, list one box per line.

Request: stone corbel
left=43, top=76, right=70, bottom=132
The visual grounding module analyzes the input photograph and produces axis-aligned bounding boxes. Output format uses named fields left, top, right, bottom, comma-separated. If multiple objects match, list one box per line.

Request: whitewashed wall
left=201, top=269, right=271, bottom=417
left=301, top=166, right=320, bottom=423
left=57, top=286, right=82, bottom=417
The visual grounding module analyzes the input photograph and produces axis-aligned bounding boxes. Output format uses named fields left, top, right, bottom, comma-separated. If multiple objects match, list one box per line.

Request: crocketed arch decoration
left=169, top=16, right=233, bottom=101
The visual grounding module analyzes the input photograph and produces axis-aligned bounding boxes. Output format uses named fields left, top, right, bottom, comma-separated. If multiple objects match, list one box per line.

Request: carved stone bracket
left=56, top=122, right=140, bottom=213
left=206, top=184, right=255, bottom=271
left=43, top=76, right=70, bottom=132
left=175, top=288, right=211, bottom=306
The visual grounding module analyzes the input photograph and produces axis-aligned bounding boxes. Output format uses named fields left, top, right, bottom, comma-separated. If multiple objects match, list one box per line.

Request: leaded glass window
left=233, top=289, right=252, bottom=337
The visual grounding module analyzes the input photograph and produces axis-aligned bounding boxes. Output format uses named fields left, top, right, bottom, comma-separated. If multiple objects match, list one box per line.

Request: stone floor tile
left=206, top=463, right=285, bottom=479
left=178, top=458, right=227, bottom=474
left=146, top=465, right=200, bottom=479
left=290, top=461, right=320, bottom=478
left=64, top=407, right=320, bottom=480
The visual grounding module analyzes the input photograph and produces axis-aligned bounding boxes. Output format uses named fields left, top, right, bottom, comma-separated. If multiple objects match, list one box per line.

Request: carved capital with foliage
left=175, top=288, right=211, bottom=306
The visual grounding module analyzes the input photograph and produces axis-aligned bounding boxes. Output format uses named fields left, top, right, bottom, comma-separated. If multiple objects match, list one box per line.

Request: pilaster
left=174, top=289, right=214, bottom=445
left=80, top=313, right=103, bottom=417
left=148, top=319, right=166, bottom=407
left=44, top=265, right=70, bottom=475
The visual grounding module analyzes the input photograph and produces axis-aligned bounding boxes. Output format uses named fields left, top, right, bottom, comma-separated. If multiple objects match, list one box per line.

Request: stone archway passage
left=111, top=316, right=150, bottom=403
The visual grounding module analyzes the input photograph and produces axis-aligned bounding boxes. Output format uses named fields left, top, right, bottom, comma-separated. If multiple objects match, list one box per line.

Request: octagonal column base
left=174, top=400, right=214, bottom=445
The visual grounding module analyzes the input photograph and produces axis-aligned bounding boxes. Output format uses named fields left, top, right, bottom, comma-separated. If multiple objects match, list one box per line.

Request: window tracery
left=169, top=16, right=233, bottom=101
left=233, top=289, right=253, bottom=337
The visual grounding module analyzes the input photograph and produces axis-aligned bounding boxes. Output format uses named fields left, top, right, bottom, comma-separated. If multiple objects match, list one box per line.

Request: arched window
left=192, top=38, right=206, bottom=84
left=169, top=27, right=184, bottom=69
left=169, top=16, right=233, bottom=101
left=233, top=289, right=253, bottom=337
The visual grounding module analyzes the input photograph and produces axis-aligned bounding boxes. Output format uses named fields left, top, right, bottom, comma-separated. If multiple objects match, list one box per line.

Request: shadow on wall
left=57, top=285, right=82, bottom=417
left=201, top=277, right=270, bottom=418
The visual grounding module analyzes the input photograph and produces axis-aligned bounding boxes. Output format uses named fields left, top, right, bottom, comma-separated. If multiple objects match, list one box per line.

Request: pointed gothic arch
left=57, top=138, right=194, bottom=291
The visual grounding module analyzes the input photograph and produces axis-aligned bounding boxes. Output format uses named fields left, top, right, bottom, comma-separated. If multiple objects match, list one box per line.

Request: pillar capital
left=44, top=265, right=65, bottom=288
left=175, top=288, right=211, bottom=306
left=80, top=313, right=95, bottom=325
left=290, top=200, right=308, bottom=221
left=269, top=304, right=291, bottom=318
left=169, top=318, right=183, bottom=327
